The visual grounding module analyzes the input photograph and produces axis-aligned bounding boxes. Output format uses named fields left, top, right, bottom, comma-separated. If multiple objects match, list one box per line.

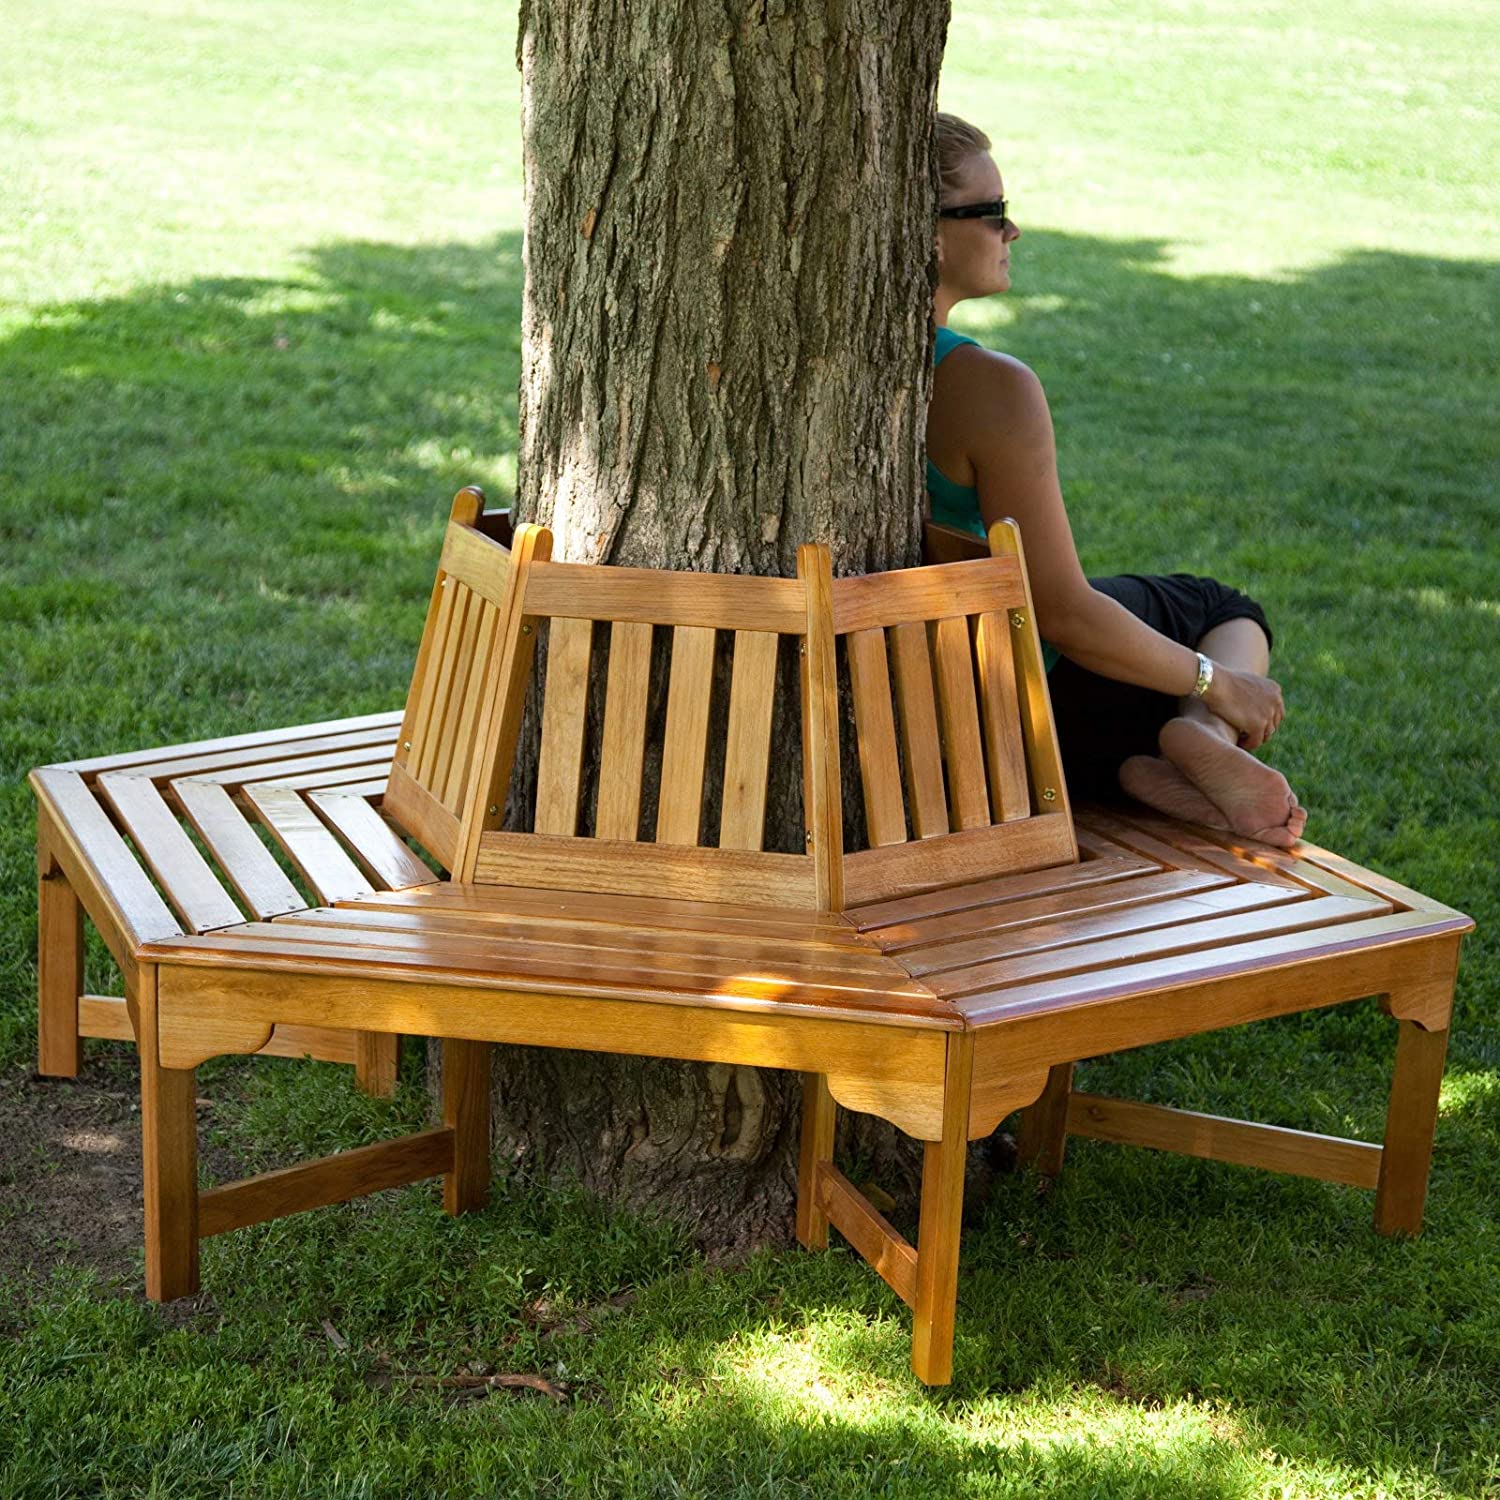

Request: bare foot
left=1119, top=755, right=1232, bottom=828
left=1159, top=716, right=1304, bottom=848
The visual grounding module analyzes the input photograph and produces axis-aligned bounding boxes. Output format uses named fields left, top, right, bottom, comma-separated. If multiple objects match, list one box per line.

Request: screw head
left=1010, top=611, right=1026, bottom=629
left=1042, top=787, right=1057, bottom=802
left=804, top=830, right=814, bottom=847
left=402, top=740, right=412, bottom=751
left=488, top=805, right=499, bottom=816
left=521, top=622, right=533, bottom=634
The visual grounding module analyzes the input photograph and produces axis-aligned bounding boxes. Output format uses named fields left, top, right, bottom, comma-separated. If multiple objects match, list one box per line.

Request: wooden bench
left=32, top=496, right=1472, bottom=1386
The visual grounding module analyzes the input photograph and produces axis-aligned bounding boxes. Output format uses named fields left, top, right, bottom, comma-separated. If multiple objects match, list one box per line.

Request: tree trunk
left=489, top=0, right=950, bottom=1250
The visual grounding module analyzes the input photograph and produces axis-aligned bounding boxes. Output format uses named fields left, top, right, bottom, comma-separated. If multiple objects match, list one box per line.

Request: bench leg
left=138, top=969, right=199, bottom=1300
left=1016, top=1061, right=1073, bottom=1177
left=1374, top=1018, right=1450, bottom=1238
left=37, top=840, right=84, bottom=1078
left=443, top=1039, right=491, bottom=1215
left=354, top=1033, right=400, bottom=1097
left=912, top=1035, right=974, bottom=1386
left=795, top=1073, right=837, bottom=1250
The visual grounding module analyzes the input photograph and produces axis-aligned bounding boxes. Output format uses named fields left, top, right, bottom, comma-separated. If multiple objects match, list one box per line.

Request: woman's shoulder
left=934, top=335, right=1046, bottom=403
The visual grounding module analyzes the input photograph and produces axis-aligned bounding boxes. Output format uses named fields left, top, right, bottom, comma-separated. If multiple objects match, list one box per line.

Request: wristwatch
left=1193, top=652, right=1214, bottom=698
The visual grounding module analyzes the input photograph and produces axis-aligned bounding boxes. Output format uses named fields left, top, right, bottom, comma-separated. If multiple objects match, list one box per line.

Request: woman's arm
left=941, top=346, right=1284, bottom=745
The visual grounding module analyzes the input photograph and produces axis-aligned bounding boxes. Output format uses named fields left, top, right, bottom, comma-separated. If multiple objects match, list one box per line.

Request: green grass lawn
left=3, top=0, right=1498, bottom=1494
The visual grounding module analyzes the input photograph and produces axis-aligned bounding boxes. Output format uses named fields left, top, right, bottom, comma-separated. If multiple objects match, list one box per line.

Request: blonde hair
left=936, top=113, right=992, bottom=204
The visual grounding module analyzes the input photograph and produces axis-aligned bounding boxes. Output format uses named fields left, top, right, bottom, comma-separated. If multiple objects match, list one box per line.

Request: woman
left=929, top=114, right=1306, bottom=847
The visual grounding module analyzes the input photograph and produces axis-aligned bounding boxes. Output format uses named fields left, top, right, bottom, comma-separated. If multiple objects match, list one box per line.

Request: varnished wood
left=30, top=510, right=1476, bottom=1389
left=523, top=562, right=806, bottom=631
left=798, top=544, right=844, bottom=910
left=795, top=1073, right=837, bottom=1249
left=889, top=621, right=949, bottom=839
left=1067, top=1092, right=1383, bottom=1188
left=1374, top=1018, right=1451, bottom=1235
left=595, top=620, right=653, bottom=840
left=921, top=520, right=989, bottom=567
left=843, top=816, right=1075, bottom=906
left=973, top=611, right=1029, bottom=822
left=199, top=1128, right=455, bottom=1238
left=176, top=778, right=305, bottom=917
left=99, top=774, right=245, bottom=933
left=846, top=628, right=907, bottom=847
left=37, top=834, right=85, bottom=1077
left=985, top=521, right=1074, bottom=842
left=138, top=968, right=199, bottom=1301
left=816, top=1162, right=918, bottom=1307
left=475, top=830, right=818, bottom=908
left=443, top=1039, right=491, bottom=1214
left=833, top=555, right=1023, bottom=633
left=246, top=782, right=372, bottom=902
left=912, top=1031, right=974, bottom=1385
left=932, top=615, right=990, bottom=831
left=533, top=615, right=595, bottom=836
left=52, top=709, right=402, bottom=777
left=457, top=523, right=553, bottom=880
left=306, top=791, right=435, bottom=891
left=1016, top=1062, right=1073, bottom=1176
left=30, top=768, right=183, bottom=961
left=718, top=630, right=778, bottom=851
left=354, top=1032, right=400, bottom=1097
left=655, top=625, right=716, bottom=846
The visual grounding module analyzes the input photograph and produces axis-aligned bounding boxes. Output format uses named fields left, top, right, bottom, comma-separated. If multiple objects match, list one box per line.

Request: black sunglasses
left=938, top=198, right=1008, bottom=226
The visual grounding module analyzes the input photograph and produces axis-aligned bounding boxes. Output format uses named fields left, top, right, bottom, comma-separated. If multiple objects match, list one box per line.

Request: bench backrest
left=383, top=488, right=515, bottom=872
left=830, top=518, right=1076, bottom=906
left=450, top=526, right=839, bottom=908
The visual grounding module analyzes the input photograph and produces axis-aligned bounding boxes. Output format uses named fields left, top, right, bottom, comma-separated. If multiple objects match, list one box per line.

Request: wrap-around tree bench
left=31, top=492, right=1472, bottom=1385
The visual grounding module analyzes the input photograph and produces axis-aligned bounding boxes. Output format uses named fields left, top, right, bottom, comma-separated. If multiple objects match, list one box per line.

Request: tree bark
left=490, top=0, right=950, bottom=1249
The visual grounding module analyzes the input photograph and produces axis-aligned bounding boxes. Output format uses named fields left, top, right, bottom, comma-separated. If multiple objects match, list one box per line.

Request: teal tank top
left=928, top=327, right=1060, bottom=672
left=927, top=327, right=986, bottom=535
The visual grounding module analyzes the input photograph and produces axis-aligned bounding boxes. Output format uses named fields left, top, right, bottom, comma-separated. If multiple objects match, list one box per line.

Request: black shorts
left=1047, top=574, right=1273, bottom=802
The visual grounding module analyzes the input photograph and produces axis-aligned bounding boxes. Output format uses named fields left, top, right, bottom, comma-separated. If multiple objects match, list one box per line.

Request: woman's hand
left=1204, top=665, right=1286, bottom=750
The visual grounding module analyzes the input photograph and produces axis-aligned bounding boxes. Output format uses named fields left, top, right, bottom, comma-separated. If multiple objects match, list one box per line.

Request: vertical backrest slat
left=443, top=598, right=504, bottom=812
left=385, top=487, right=515, bottom=875
left=718, top=629, right=779, bottom=851
left=655, top=626, right=717, bottom=846
left=932, top=615, right=991, bottom=830
left=798, top=544, right=844, bottom=910
left=533, top=616, right=595, bottom=836
left=429, top=585, right=479, bottom=802
left=889, top=621, right=950, bottom=839
left=595, top=621, right=653, bottom=841
left=845, top=628, right=907, bottom=847
left=987, top=521, right=1073, bottom=832
left=409, top=578, right=460, bottom=785
left=973, top=610, right=1029, bottom=821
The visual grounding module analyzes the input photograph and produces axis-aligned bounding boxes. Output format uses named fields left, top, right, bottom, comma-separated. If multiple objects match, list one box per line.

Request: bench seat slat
left=282, top=906, right=904, bottom=979
left=175, top=779, right=307, bottom=919
left=98, top=774, right=245, bottom=934
left=245, top=783, right=373, bottom=903
left=30, top=768, right=184, bottom=952
left=959, top=910, right=1457, bottom=1022
left=147, top=928, right=950, bottom=1020
left=863, top=869, right=1233, bottom=952
left=1081, top=810, right=1304, bottom=890
left=928, top=894, right=1387, bottom=997
left=48, top=710, right=403, bottom=777
left=904, top=882, right=1305, bottom=979
left=80, top=725, right=399, bottom=788
left=847, top=852, right=1154, bottom=929
left=195, top=744, right=395, bottom=790
left=306, top=792, right=437, bottom=892
left=248, top=919, right=923, bottom=998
